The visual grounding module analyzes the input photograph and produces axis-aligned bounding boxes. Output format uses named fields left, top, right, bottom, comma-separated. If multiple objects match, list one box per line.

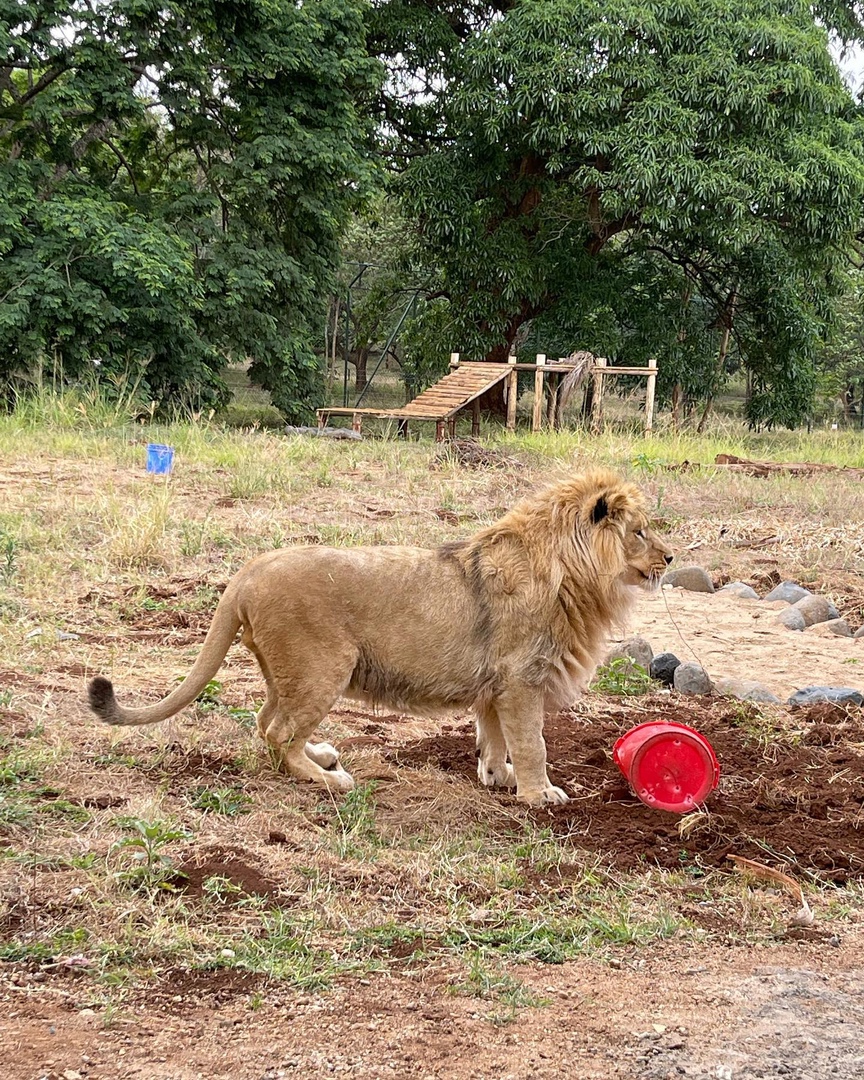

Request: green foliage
left=592, top=658, right=654, bottom=696
left=109, top=818, right=189, bottom=891
left=376, top=0, right=864, bottom=425
left=190, top=786, right=253, bottom=817
left=1, top=0, right=381, bottom=420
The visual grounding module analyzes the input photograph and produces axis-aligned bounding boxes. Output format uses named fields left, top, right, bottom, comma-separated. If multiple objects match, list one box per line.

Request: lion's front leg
left=475, top=704, right=515, bottom=789
left=493, top=686, right=568, bottom=806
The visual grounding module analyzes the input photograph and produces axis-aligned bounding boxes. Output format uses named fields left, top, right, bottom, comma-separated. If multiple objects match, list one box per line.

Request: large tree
left=0, top=0, right=379, bottom=418
left=371, top=0, right=864, bottom=425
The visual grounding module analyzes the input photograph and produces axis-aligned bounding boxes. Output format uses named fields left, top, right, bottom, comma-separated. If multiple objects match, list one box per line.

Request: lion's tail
left=88, top=586, right=242, bottom=727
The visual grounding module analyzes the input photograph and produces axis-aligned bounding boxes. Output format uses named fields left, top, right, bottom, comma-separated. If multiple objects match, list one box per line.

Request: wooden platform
left=316, top=362, right=513, bottom=440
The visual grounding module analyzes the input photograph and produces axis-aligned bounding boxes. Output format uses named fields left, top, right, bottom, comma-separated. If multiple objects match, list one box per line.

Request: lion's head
left=497, top=469, right=673, bottom=596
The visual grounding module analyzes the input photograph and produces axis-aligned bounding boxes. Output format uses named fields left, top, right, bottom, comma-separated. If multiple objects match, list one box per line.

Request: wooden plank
left=590, top=366, right=658, bottom=376
left=532, top=353, right=546, bottom=432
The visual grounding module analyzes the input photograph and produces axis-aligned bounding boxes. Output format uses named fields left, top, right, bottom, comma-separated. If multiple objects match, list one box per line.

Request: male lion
left=88, top=470, right=671, bottom=805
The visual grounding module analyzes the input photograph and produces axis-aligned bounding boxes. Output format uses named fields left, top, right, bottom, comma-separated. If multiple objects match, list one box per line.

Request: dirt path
left=627, top=588, right=863, bottom=702
left=4, top=935, right=862, bottom=1080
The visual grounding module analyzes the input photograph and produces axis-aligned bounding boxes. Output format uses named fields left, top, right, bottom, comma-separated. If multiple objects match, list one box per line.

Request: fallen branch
left=727, top=854, right=814, bottom=927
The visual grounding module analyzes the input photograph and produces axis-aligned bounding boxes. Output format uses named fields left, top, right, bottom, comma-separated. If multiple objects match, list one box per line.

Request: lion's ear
left=590, top=495, right=610, bottom=525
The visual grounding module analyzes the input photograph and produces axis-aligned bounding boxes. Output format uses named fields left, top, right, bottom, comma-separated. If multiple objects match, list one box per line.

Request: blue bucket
left=146, top=443, right=175, bottom=475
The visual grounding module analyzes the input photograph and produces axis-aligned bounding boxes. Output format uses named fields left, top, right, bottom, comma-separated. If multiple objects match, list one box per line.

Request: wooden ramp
left=316, top=362, right=513, bottom=440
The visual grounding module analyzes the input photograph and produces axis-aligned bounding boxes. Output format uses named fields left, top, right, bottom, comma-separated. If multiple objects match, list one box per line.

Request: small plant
left=331, top=781, right=381, bottom=857
left=631, top=452, right=664, bottom=473
left=448, top=951, right=548, bottom=1024
left=228, top=705, right=258, bottom=730
left=0, top=529, right=18, bottom=583
left=202, top=875, right=245, bottom=904
left=592, top=657, right=654, bottom=696
left=191, top=786, right=253, bottom=816
left=194, top=679, right=223, bottom=710
left=110, top=818, right=190, bottom=891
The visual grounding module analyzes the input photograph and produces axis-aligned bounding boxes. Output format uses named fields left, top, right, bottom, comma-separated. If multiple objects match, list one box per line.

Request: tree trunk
left=354, top=347, right=369, bottom=393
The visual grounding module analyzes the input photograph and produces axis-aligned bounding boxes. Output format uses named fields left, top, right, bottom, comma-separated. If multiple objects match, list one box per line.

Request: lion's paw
left=305, top=741, right=340, bottom=770
left=477, top=760, right=516, bottom=788
left=518, top=784, right=569, bottom=807
left=323, top=766, right=355, bottom=793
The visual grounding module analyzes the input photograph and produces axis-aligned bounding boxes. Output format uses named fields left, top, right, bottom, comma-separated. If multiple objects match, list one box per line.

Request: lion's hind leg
left=255, top=699, right=341, bottom=773
left=260, top=661, right=356, bottom=792
left=475, top=704, right=515, bottom=789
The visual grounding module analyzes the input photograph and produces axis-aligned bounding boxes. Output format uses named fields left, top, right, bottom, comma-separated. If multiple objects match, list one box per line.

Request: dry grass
left=1, top=399, right=863, bottom=1007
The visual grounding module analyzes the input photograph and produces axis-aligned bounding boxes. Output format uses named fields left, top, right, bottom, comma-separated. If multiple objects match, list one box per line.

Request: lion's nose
left=664, top=553, right=674, bottom=565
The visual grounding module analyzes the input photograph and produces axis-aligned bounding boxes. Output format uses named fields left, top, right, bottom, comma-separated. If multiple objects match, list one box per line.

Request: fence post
left=506, top=355, right=518, bottom=432
left=645, top=363, right=657, bottom=436
left=449, top=352, right=460, bottom=369
left=532, top=354, right=546, bottom=433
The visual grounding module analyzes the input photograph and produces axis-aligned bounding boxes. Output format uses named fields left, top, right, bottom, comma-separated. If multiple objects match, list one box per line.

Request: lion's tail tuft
left=88, top=676, right=122, bottom=724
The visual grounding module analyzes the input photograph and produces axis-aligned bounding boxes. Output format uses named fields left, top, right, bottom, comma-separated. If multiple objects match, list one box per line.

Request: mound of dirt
left=389, top=695, right=864, bottom=882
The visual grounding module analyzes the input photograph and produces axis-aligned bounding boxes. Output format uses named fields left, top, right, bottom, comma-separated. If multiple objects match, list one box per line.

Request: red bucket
left=613, top=721, right=720, bottom=813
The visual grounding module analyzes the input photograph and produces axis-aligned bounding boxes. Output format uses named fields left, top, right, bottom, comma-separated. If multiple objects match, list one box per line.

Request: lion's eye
left=635, top=528, right=646, bottom=539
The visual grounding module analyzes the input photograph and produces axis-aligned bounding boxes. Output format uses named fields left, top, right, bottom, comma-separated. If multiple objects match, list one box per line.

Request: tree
left=0, top=0, right=380, bottom=419
left=372, top=0, right=864, bottom=426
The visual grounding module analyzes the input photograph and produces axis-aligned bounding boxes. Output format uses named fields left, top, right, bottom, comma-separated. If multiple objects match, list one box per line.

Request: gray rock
left=606, top=635, right=654, bottom=670
left=716, top=582, right=760, bottom=600
left=764, top=581, right=811, bottom=604
left=855, top=625, right=864, bottom=639
left=57, top=631, right=81, bottom=642
left=792, top=594, right=840, bottom=627
left=649, top=652, right=681, bottom=687
left=776, top=607, right=806, bottom=631
left=673, top=662, right=713, bottom=695
left=805, top=618, right=853, bottom=638
left=713, top=677, right=781, bottom=704
left=662, top=566, right=715, bottom=594
left=787, top=686, right=864, bottom=708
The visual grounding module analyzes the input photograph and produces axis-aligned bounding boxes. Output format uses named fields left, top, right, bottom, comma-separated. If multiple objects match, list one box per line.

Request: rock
left=713, top=677, right=781, bottom=704
left=673, top=663, right=713, bottom=695
left=606, top=635, right=654, bottom=669
left=57, top=631, right=80, bottom=641
left=716, top=582, right=759, bottom=599
left=787, top=686, right=864, bottom=708
left=792, top=594, right=840, bottom=627
left=855, top=626, right=864, bottom=639
left=764, top=581, right=811, bottom=604
left=805, top=618, right=853, bottom=638
left=776, top=607, right=806, bottom=631
left=661, top=566, right=715, bottom=593
left=650, top=652, right=682, bottom=687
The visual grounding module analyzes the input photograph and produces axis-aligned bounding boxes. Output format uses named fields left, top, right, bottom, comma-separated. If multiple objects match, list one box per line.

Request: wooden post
left=447, top=417, right=456, bottom=440
left=435, top=419, right=445, bottom=442
left=532, top=354, right=546, bottom=433
left=591, top=356, right=607, bottom=431
left=505, top=354, right=518, bottom=432
left=644, top=363, right=657, bottom=436
left=449, top=352, right=460, bottom=369
left=317, top=410, right=328, bottom=429
left=398, top=419, right=409, bottom=439
left=351, top=412, right=363, bottom=434
left=471, top=397, right=481, bottom=437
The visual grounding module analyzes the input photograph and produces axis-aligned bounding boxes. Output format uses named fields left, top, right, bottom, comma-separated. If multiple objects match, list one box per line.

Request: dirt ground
left=3, top=936, right=864, bottom=1080
left=3, top=446, right=864, bottom=1079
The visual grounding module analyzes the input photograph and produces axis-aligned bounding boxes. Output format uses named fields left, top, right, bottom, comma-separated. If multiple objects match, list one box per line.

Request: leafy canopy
left=0, top=0, right=380, bottom=418
left=372, top=0, right=864, bottom=424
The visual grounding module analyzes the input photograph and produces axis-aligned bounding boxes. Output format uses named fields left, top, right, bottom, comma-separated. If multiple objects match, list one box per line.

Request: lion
left=88, top=469, right=672, bottom=806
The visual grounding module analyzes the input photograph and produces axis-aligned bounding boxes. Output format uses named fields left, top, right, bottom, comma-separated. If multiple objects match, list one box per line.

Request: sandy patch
left=624, top=588, right=863, bottom=702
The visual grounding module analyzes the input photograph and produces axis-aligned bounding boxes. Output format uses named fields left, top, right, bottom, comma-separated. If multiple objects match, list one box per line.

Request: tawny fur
left=88, top=470, right=672, bottom=805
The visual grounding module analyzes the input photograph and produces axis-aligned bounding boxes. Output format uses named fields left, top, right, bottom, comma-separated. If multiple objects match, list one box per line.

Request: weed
left=448, top=951, right=548, bottom=1024
left=0, top=529, right=18, bottom=583
left=592, top=657, right=654, bottom=696
left=110, top=818, right=190, bottom=892
left=331, top=782, right=381, bottom=858
left=191, top=786, right=253, bottom=816
left=194, top=679, right=223, bottom=711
